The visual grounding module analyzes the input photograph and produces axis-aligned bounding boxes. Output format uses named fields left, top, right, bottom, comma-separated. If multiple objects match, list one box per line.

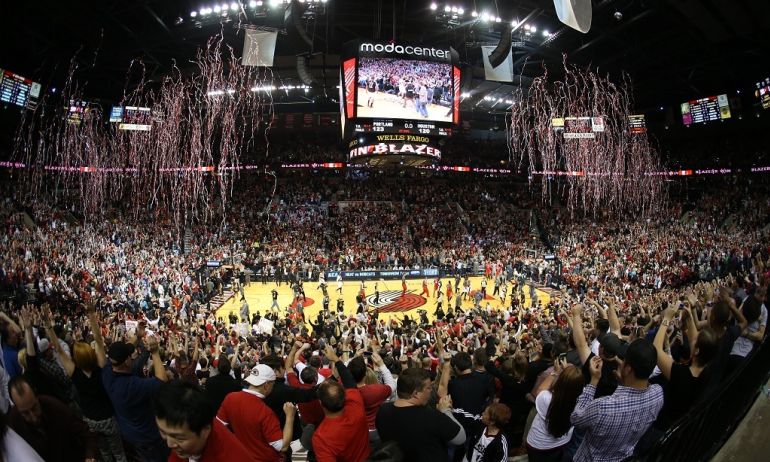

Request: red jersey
left=286, top=372, right=325, bottom=425
left=312, top=389, right=371, bottom=462
left=358, top=383, right=392, bottom=430
left=216, top=390, right=283, bottom=462
left=167, top=420, right=256, bottom=462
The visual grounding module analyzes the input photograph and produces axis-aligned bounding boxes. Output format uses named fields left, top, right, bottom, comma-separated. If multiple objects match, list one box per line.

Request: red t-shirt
left=358, top=384, right=392, bottom=430
left=312, top=389, right=371, bottom=462
left=216, top=390, right=283, bottom=462
left=286, top=372, right=325, bottom=425
left=167, top=420, right=256, bottom=462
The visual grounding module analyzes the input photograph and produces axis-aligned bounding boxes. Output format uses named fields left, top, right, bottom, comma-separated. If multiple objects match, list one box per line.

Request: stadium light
left=471, top=10, right=477, bottom=17
left=495, top=16, right=502, bottom=23
left=444, top=5, right=451, bottom=13
left=213, top=5, right=221, bottom=12
left=249, top=0, right=257, bottom=6
left=457, top=7, right=464, bottom=15
left=191, top=11, right=198, bottom=17
left=430, top=3, right=437, bottom=10
left=511, top=20, right=518, bottom=27
left=230, top=2, right=239, bottom=10
left=480, top=12, right=490, bottom=21
left=530, top=26, right=537, bottom=33
left=543, top=30, right=550, bottom=37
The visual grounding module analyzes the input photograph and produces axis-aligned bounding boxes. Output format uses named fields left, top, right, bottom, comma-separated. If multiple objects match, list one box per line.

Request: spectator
left=347, top=349, right=397, bottom=444
left=526, top=361, right=584, bottom=461
left=102, top=330, right=169, bottom=462
left=310, top=345, right=371, bottom=462
left=203, top=354, right=242, bottom=411
left=153, top=380, right=255, bottom=461
left=448, top=350, right=495, bottom=454
left=0, top=409, right=45, bottom=461
left=377, top=367, right=466, bottom=461
left=44, top=303, right=127, bottom=462
left=216, top=364, right=295, bottom=460
left=463, top=403, right=511, bottom=462
left=8, top=376, right=97, bottom=462
left=570, top=339, right=664, bottom=462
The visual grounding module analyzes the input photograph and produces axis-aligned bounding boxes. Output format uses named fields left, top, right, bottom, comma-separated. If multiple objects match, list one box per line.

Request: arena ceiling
left=2, top=0, right=770, bottom=120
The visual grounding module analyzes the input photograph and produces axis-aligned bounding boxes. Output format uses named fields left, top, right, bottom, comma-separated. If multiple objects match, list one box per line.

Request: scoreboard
left=353, top=119, right=452, bottom=136
left=681, top=94, right=731, bottom=125
left=0, top=68, right=41, bottom=109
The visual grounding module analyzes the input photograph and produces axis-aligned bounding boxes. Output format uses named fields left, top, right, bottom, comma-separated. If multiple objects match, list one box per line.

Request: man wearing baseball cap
left=102, top=332, right=169, bottom=462
left=216, top=363, right=296, bottom=461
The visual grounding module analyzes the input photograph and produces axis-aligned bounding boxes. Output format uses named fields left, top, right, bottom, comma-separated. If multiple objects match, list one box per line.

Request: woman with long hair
left=42, top=304, right=128, bottom=462
left=526, top=360, right=585, bottom=461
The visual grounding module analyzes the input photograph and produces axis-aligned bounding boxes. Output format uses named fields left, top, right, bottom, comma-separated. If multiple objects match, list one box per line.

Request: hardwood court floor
left=217, top=275, right=551, bottom=326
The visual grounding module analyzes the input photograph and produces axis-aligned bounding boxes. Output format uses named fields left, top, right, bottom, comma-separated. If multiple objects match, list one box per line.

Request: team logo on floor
left=290, top=297, right=314, bottom=309
left=366, top=291, right=426, bottom=313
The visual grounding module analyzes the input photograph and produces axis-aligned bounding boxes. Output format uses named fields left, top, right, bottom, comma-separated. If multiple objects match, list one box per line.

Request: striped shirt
left=571, top=383, right=664, bottom=462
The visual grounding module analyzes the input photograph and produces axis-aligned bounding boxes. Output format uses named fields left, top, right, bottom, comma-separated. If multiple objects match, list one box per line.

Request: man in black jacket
left=204, top=354, right=242, bottom=411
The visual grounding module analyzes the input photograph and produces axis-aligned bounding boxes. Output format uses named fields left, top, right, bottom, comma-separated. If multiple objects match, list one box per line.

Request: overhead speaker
left=296, top=55, right=316, bottom=86
left=487, top=23, right=513, bottom=69
left=553, top=0, right=592, bottom=33
left=284, top=2, right=313, bottom=48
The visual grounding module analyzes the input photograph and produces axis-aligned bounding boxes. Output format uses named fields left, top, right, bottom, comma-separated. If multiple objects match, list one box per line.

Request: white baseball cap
left=244, top=364, right=277, bottom=387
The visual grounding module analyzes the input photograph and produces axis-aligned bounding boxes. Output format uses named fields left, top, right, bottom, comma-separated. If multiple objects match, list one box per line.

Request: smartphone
left=558, top=353, right=567, bottom=362
left=363, top=351, right=373, bottom=357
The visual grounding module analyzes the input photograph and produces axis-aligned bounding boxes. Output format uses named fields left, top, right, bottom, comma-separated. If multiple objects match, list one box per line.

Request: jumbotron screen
left=756, top=77, right=770, bottom=110
left=681, top=94, right=731, bottom=125
left=340, top=40, right=460, bottom=139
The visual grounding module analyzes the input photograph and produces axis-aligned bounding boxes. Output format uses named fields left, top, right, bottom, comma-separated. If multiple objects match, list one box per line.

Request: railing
left=638, top=337, right=770, bottom=462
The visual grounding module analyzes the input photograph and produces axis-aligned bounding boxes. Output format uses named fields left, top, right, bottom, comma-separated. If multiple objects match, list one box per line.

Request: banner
left=325, top=268, right=440, bottom=281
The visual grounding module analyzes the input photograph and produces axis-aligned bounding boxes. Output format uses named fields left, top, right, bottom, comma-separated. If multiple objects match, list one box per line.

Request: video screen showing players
left=356, top=57, right=453, bottom=123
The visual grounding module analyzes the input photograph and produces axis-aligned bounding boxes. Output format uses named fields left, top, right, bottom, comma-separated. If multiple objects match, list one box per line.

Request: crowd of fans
left=0, top=172, right=768, bottom=462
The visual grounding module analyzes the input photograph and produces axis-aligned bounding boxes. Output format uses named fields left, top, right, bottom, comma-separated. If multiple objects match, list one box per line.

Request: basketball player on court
left=336, top=273, right=343, bottom=294
left=401, top=273, right=408, bottom=298
left=366, top=77, right=377, bottom=108
left=420, top=277, right=430, bottom=298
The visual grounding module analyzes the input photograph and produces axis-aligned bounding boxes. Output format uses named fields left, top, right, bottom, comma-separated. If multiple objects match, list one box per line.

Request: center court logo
left=366, top=291, right=426, bottom=313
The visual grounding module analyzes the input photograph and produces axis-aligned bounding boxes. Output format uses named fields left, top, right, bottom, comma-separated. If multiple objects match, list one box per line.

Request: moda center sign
left=359, top=42, right=452, bottom=61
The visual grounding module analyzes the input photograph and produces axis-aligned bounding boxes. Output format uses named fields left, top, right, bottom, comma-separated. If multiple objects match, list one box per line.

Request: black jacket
left=204, top=372, right=242, bottom=411
left=465, top=429, right=508, bottom=462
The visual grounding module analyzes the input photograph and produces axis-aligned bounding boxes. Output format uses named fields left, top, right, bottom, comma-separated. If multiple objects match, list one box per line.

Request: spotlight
left=230, top=2, right=239, bottom=10
left=190, top=11, right=198, bottom=17
left=457, top=8, right=464, bottom=15
left=543, top=30, right=549, bottom=37
left=511, top=20, right=518, bottom=26
left=471, top=11, right=478, bottom=17
left=523, top=23, right=530, bottom=30
left=451, top=6, right=458, bottom=13
left=613, top=10, right=623, bottom=20
left=530, top=26, right=537, bottom=33
left=430, top=3, right=437, bottom=10
left=480, top=12, right=489, bottom=21
left=213, top=5, right=221, bottom=12
left=444, top=6, right=451, bottom=13
left=495, top=17, right=502, bottom=23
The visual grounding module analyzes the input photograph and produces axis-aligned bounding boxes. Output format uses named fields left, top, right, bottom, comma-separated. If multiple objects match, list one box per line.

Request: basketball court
left=216, top=275, right=551, bottom=326
left=355, top=88, right=453, bottom=122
